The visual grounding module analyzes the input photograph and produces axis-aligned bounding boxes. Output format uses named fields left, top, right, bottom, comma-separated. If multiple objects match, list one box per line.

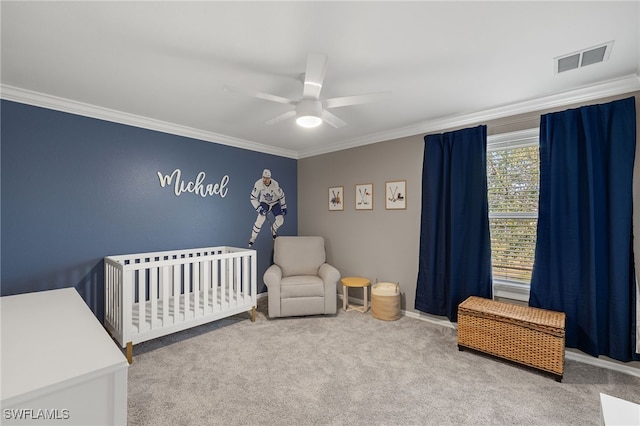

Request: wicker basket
left=371, top=282, right=401, bottom=321
left=457, top=296, right=566, bottom=381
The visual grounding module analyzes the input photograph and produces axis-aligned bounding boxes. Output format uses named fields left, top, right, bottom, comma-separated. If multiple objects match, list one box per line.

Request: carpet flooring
left=126, top=298, right=640, bottom=425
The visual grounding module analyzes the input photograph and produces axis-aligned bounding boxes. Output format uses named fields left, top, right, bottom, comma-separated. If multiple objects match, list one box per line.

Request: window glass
left=487, top=134, right=539, bottom=286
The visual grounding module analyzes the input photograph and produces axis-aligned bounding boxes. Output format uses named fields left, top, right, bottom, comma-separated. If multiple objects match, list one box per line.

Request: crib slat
left=105, top=263, right=112, bottom=325
left=235, top=257, right=242, bottom=304
left=231, top=257, right=237, bottom=306
left=212, top=259, right=219, bottom=311
left=232, top=256, right=237, bottom=305
left=243, top=255, right=249, bottom=301
left=150, top=267, right=158, bottom=329
left=111, top=265, right=118, bottom=329
left=113, top=264, right=119, bottom=331
left=173, top=265, right=180, bottom=323
left=183, top=263, right=191, bottom=320
left=193, top=260, right=200, bottom=318
left=137, top=269, right=146, bottom=332
left=229, top=257, right=235, bottom=307
left=221, top=257, right=228, bottom=309
left=118, top=267, right=123, bottom=331
left=119, top=267, right=123, bottom=331
left=161, top=265, right=170, bottom=326
left=105, top=265, right=111, bottom=319
left=228, top=257, right=234, bottom=307
left=201, top=261, right=209, bottom=314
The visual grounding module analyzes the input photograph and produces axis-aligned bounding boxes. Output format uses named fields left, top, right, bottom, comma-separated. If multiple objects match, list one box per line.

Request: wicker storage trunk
left=457, top=296, right=566, bottom=381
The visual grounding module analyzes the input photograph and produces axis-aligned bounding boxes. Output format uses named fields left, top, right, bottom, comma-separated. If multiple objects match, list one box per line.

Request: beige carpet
left=126, top=298, right=640, bottom=425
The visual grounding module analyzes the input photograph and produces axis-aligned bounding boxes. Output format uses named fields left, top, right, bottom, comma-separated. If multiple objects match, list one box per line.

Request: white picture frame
left=329, top=186, right=344, bottom=211
left=385, top=180, right=406, bottom=210
left=355, top=183, right=373, bottom=210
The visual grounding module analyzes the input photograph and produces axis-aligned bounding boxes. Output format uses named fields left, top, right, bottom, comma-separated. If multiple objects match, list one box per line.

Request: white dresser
left=1, top=288, right=128, bottom=425
left=600, top=393, right=640, bottom=426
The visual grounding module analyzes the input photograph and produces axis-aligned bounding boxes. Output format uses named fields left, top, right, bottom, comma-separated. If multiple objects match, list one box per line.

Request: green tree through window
left=487, top=132, right=539, bottom=285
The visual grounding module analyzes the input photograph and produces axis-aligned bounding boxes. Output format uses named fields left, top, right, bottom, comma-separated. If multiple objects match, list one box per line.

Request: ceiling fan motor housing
left=297, top=99, right=322, bottom=117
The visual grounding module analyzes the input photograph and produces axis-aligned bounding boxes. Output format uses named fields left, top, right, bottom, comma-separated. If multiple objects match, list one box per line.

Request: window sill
left=493, top=280, right=530, bottom=303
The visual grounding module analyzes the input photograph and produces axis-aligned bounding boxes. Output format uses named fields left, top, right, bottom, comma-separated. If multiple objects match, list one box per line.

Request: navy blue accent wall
left=1, top=100, right=297, bottom=319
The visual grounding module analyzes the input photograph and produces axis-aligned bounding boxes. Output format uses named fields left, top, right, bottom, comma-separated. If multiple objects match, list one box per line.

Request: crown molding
left=0, top=85, right=299, bottom=159
left=297, top=73, right=640, bottom=158
left=3, top=74, right=639, bottom=160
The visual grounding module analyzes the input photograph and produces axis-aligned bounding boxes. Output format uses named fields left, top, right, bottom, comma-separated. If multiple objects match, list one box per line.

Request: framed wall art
left=385, top=180, right=406, bottom=210
left=355, top=183, right=373, bottom=210
left=329, top=186, right=344, bottom=211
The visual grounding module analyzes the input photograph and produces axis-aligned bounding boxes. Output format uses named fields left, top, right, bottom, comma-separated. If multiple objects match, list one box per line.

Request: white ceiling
left=2, top=1, right=639, bottom=159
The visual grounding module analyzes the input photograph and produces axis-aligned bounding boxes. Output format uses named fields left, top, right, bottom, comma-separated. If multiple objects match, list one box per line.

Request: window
left=486, top=129, right=539, bottom=301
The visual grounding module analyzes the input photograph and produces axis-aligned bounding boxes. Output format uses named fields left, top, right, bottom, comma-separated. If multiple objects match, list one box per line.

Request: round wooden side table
left=340, top=276, right=371, bottom=313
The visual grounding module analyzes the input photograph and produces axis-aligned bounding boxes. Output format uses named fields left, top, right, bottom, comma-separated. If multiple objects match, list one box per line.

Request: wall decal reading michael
left=248, top=169, right=287, bottom=247
left=157, top=169, right=229, bottom=198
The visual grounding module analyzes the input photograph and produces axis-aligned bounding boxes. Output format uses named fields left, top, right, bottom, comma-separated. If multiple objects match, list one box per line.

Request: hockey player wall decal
left=248, top=169, right=287, bottom=247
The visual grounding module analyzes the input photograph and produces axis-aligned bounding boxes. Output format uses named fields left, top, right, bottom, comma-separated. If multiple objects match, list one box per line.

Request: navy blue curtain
left=415, top=125, right=493, bottom=322
left=530, top=96, right=638, bottom=362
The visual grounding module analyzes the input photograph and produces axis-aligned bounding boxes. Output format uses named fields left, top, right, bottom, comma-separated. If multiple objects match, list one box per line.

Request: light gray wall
left=299, top=91, right=640, bottom=320
left=298, top=135, right=424, bottom=311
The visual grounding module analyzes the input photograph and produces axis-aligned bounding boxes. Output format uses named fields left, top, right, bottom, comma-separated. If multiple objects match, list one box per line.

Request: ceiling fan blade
left=324, top=91, right=390, bottom=109
left=223, top=84, right=297, bottom=105
left=321, top=110, right=347, bottom=128
left=302, top=53, right=328, bottom=100
left=265, top=110, right=297, bottom=126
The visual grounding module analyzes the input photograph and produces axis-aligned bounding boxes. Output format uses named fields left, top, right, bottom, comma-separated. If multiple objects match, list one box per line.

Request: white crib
left=104, top=246, right=257, bottom=363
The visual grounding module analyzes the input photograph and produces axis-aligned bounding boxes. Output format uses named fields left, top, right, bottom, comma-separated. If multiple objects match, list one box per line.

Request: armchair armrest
left=318, top=263, right=340, bottom=285
left=264, top=264, right=283, bottom=317
left=264, top=264, right=282, bottom=289
left=318, top=263, right=340, bottom=314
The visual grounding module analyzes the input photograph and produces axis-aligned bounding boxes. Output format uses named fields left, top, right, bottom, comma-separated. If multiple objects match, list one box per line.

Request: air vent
left=555, top=41, right=613, bottom=73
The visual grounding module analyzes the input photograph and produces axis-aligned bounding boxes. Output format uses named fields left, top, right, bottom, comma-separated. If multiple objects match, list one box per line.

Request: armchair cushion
left=274, top=236, right=326, bottom=277
left=281, top=276, right=324, bottom=298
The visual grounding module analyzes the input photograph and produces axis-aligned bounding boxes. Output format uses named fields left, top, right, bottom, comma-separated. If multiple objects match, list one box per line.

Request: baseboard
left=402, top=308, right=458, bottom=330
left=403, top=307, right=640, bottom=378
left=318, top=294, right=640, bottom=378
left=563, top=350, right=640, bottom=378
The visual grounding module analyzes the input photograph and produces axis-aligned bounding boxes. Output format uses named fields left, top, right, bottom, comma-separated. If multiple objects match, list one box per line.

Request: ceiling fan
left=224, top=53, right=388, bottom=129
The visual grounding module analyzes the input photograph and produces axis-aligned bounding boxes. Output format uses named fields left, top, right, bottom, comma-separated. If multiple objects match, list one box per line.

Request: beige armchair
left=263, top=236, right=340, bottom=318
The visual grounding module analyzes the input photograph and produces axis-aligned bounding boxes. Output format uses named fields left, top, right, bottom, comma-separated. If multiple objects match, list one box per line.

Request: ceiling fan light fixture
left=228, top=53, right=380, bottom=129
left=295, top=99, right=323, bottom=128
left=296, top=114, right=323, bottom=128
